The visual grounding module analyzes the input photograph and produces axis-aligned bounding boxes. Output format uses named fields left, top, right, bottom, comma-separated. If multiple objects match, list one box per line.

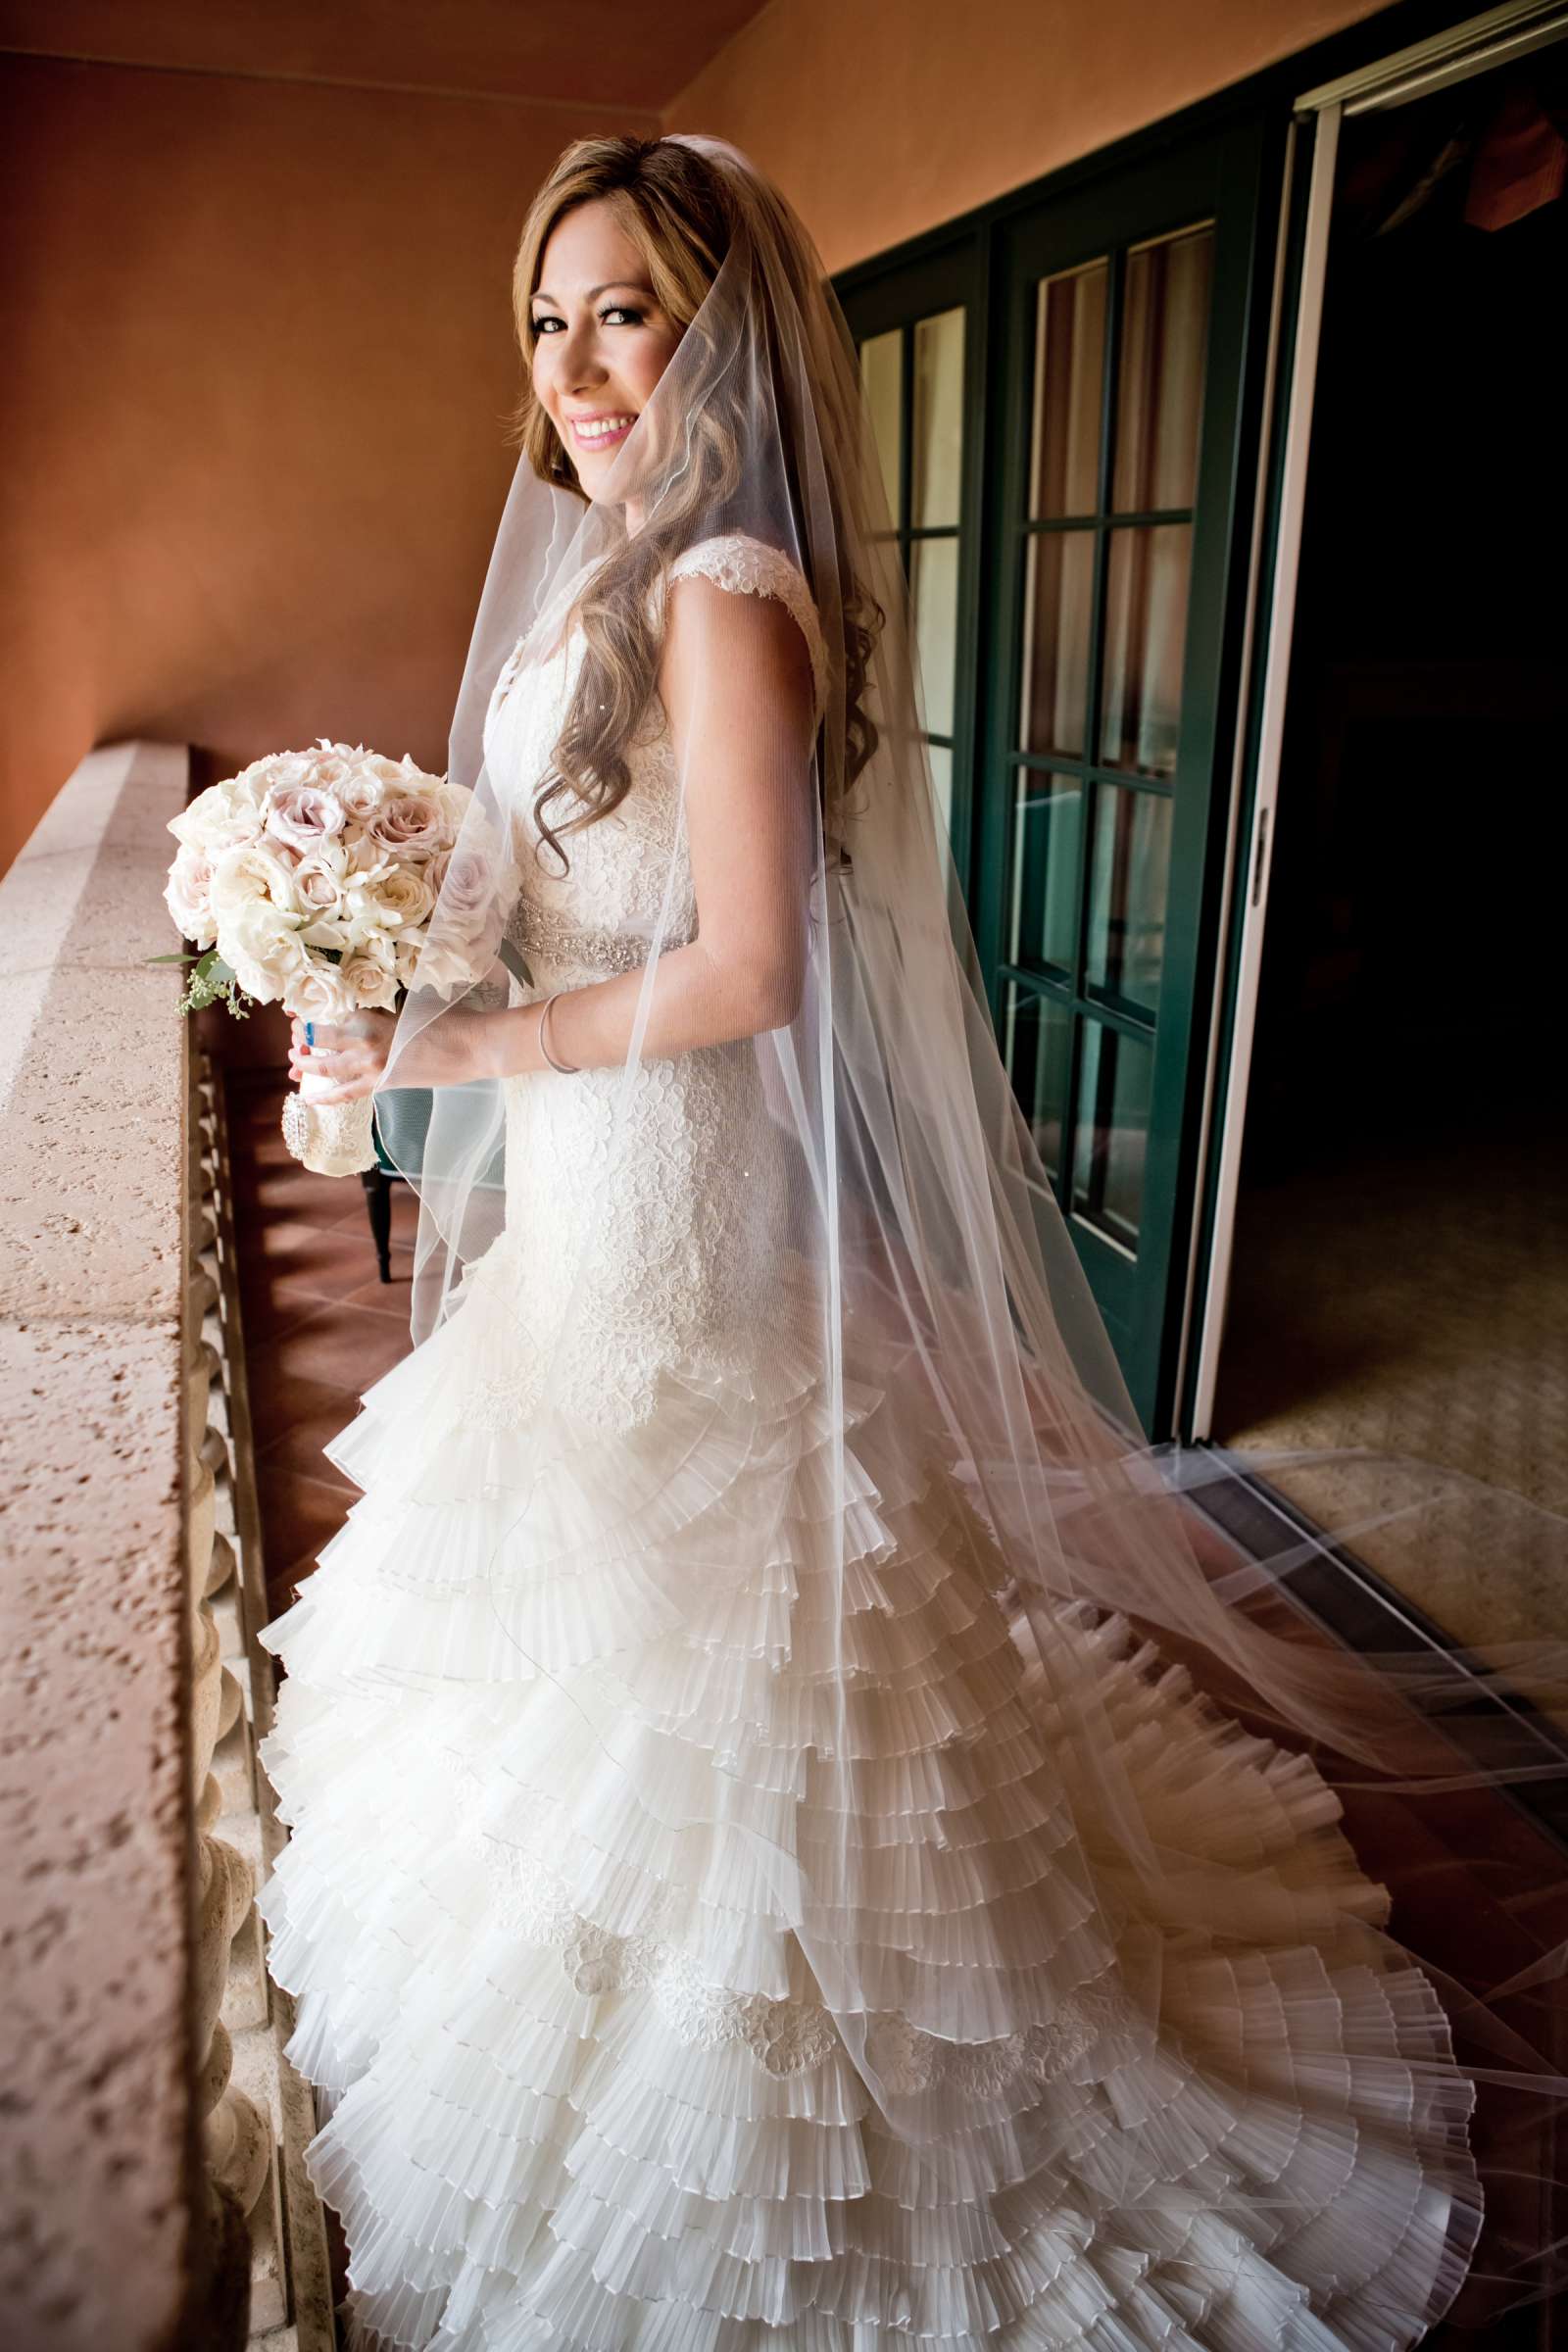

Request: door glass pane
left=1099, top=522, right=1191, bottom=778
left=911, top=535, right=959, bottom=738
left=860, top=328, right=903, bottom=526
left=1086, top=784, right=1172, bottom=1012
left=1071, top=1021, right=1152, bottom=1250
left=1009, top=770, right=1082, bottom=971
left=912, top=307, right=965, bottom=528
left=1113, top=223, right=1214, bottom=514
left=1028, top=260, right=1107, bottom=518
left=926, top=742, right=953, bottom=839
left=1001, top=981, right=1072, bottom=1183
left=1019, top=528, right=1095, bottom=760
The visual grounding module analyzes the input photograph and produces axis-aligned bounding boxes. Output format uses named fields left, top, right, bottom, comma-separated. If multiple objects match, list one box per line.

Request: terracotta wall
left=664, top=0, right=1394, bottom=270
left=0, top=57, right=653, bottom=873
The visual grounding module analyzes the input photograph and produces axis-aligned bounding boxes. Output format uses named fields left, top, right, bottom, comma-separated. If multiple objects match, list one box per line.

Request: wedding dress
left=257, top=531, right=1485, bottom=2352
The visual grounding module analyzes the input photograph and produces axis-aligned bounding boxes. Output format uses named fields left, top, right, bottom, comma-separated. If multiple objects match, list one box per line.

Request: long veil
left=368, top=132, right=1568, bottom=2329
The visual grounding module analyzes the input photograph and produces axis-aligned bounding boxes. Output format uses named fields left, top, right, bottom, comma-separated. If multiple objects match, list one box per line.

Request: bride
left=257, top=132, right=1568, bottom=2350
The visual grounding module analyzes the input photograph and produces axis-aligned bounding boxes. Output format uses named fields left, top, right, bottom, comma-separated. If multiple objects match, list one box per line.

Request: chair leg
left=361, top=1165, right=393, bottom=1281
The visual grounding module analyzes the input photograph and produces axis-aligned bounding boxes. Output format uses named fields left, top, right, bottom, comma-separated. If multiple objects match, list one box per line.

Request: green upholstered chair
left=361, top=1103, right=416, bottom=1283
left=362, top=1091, right=506, bottom=1283
left=364, top=962, right=523, bottom=1279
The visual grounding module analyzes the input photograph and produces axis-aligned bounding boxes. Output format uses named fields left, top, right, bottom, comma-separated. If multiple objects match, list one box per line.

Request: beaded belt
left=504, top=895, right=656, bottom=978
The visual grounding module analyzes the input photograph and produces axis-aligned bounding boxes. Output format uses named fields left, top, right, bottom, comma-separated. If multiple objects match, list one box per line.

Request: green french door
left=841, top=120, right=1274, bottom=1430
left=843, top=236, right=986, bottom=900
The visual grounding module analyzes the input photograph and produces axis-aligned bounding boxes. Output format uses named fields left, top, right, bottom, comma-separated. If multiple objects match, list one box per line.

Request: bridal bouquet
left=159, top=739, right=507, bottom=1176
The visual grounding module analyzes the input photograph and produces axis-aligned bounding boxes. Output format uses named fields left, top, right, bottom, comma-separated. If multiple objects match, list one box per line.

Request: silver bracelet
left=537, top=990, right=581, bottom=1074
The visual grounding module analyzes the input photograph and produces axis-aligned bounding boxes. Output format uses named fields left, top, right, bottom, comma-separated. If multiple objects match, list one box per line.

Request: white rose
left=403, top=930, right=488, bottom=995
left=169, top=777, right=265, bottom=856
left=283, top=958, right=354, bottom=1023
left=340, top=877, right=393, bottom=939
left=341, top=943, right=400, bottom=1009
left=344, top=830, right=394, bottom=878
left=220, top=901, right=310, bottom=1005
left=291, top=837, right=351, bottom=912
left=305, top=744, right=357, bottom=791
left=209, top=839, right=304, bottom=921
left=349, top=925, right=396, bottom=972
left=164, top=845, right=216, bottom=947
left=363, top=866, right=434, bottom=927
left=336, top=769, right=386, bottom=823
left=247, top=750, right=313, bottom=787
left=298, top=911, right=354, bottom=953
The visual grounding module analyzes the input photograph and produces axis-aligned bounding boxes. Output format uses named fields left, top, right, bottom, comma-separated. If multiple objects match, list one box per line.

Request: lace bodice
left=483, top=529, right=828, bottom=979
left=460, top=532, right=830, bottom=1429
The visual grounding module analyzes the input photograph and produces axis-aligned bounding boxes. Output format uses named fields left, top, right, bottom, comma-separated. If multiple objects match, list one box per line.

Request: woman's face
left=529, top=200, right=683, bottom=504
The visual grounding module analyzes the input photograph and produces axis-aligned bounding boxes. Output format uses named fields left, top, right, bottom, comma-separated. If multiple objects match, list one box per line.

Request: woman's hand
left=288, top=1009, right=398, bottom=1103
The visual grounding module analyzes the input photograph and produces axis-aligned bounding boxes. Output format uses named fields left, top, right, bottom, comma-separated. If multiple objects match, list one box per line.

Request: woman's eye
left=531, top=306, right=644, bottom=335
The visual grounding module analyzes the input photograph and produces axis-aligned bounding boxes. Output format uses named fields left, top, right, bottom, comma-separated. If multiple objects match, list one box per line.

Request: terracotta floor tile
left=261, top=1475, right=356, bottom=1598
left=247, top=1217, right=390, bottom=1298
left=323, top=1180, right=421, bottom=1240
left=230, top=1095, right=288, bottom=1140
left=256, top=1396, right=364, bottom=1491
left=340, top=1266, right=416, bottom=1313
left=244, top=1130, right=306, bottom=1173
left=263, top=1300, right=412, bottom=1392
left=240, top=1230, right=411, bottom=1307
left=238, top=1277, right=339, bottom=1345
left=241, top=1166, right=370, bottom=1231
left=245, top=1354, right=357, bottom=1454
left=232, top=1099, right=293, bottom=1147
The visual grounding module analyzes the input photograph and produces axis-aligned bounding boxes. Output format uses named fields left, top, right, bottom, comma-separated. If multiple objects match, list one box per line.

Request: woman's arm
left=294, top=578, right=817, bottom=1102
left=483, top=571, right=817, bottom=1078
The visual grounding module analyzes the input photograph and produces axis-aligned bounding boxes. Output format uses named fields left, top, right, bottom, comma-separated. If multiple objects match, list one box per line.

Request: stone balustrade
left=0, top=744, right=333, bottom=2350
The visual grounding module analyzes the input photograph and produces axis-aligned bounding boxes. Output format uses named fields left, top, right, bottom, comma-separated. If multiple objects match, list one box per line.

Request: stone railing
left=0, top=743, right=332, bottom=2350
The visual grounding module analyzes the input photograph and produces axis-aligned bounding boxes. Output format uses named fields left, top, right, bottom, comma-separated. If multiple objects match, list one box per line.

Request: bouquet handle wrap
left=280, top=1068, right=379, bottom=1176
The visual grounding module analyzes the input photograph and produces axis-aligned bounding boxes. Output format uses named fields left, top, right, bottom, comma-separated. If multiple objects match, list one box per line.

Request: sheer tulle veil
left=369, top=130, right=1568, bottom=2323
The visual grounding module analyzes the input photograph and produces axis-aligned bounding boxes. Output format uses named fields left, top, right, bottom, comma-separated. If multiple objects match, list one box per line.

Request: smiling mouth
left=568, top=413, right=636, bottom=448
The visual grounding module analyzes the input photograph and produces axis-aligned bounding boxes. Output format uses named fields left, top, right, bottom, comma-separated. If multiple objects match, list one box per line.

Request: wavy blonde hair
left=508, top=134, right=882, bottom=877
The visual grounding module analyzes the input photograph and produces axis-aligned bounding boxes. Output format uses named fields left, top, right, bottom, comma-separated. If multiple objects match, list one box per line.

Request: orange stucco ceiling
left=0, top=0, right=773, bottom=116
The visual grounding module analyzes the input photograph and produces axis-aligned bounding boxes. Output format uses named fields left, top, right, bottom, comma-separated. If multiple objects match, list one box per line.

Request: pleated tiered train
left=257, top=1274, right=1484, bottom=2352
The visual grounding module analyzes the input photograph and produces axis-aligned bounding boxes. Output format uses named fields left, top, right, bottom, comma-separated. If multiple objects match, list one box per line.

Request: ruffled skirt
left=257, top=1254, right=1482, bottom=2351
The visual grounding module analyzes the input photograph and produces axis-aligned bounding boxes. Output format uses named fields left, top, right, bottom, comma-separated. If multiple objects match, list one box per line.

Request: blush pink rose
left=430, top=845, right=495, bottom=935
left=366, top=793, right=448, bottom=858
left=265, top=783, right=347, bottom=853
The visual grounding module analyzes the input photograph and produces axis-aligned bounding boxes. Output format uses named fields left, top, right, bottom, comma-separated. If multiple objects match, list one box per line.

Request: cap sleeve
left=662, top=532, right=829, bottom=725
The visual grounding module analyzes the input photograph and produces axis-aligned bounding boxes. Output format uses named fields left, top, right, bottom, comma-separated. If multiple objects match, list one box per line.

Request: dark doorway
left=1214, top=53, right=1568, bottom=1673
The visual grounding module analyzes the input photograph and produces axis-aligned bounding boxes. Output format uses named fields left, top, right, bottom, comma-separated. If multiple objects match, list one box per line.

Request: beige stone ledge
left=0, top=742, right=222, bottom=2349
left=0, top=743, right=188, bottom=1324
